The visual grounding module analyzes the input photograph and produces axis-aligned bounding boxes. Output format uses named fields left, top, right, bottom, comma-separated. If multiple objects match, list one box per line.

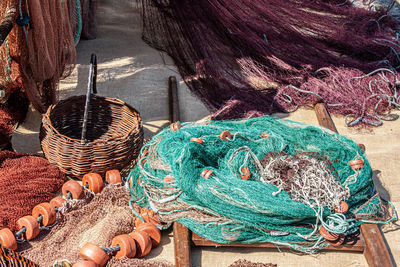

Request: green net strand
left=129, top=116, right=395, bottom=253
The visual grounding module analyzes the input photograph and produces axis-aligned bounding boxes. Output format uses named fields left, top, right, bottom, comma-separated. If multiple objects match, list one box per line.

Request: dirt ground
left=12, top=1, right=400, bottom=266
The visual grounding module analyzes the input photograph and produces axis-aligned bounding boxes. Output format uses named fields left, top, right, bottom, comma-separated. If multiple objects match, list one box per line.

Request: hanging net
left=0, top=0, right=76, bottom=114
left=129, top=116, right=397, bottom=253
left=141, top=0, right=400, bottom=126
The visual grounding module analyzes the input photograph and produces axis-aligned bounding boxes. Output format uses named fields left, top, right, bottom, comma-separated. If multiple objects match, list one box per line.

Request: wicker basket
left=40, top=54, right=143, bottom=178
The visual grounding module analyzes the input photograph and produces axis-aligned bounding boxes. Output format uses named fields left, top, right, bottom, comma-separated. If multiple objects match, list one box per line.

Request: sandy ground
left=12, top=0, right=400, bottom=266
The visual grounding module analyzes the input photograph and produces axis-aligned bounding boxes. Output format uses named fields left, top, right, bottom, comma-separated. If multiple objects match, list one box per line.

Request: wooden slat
left=174, top=222, right=192, bottom=267
left=168, top=76, right=180, bottom=123
left=192, top=232, right=365, bottom=252
left=361, top=224, right=394, bottom=267
left=314, top=103, right=337, bottom=132
left=314, top=103, right=394, bottom=267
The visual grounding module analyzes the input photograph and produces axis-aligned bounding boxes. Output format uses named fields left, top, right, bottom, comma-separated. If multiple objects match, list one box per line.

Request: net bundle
left=20, top=185, right=172, bottom=267
left=129, top=116, right=395, bottom=253
left=0, top=0, right=76, bottom=114
left=141, top=0, right=400, bottom=126
left=0, top=151, right=65, bottom=232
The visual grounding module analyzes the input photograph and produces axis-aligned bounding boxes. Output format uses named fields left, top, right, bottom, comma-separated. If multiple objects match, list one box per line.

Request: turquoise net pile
left=129, top=116, right=396, bottom=253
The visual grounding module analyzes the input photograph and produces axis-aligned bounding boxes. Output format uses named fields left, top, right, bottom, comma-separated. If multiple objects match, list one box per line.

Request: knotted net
left=129, top=116, right=396, bottom=253
left=141, top=0, right=400, bottom=126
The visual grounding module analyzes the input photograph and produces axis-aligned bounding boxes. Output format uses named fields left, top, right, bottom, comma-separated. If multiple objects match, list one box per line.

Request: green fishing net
left=129, top=116, right=396, bottom=253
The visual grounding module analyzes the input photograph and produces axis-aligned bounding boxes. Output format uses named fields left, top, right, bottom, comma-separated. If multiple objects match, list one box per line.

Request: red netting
left=0, top=151, right=65, bottom=232
left=141, top=0, right=400, bottom=126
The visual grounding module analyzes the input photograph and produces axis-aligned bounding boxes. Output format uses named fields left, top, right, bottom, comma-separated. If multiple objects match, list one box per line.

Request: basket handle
left=81, top=53, right=97, bottom=143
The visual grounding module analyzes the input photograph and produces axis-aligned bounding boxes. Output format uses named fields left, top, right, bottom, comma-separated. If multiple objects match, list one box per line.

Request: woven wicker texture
left=40, top=95, right=143, bottom=178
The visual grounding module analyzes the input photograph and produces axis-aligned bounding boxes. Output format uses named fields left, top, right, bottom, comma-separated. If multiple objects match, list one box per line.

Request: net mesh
left=141, top=0, right=400, bottom=126
left=0, top=151, right=66, bottom=232
left=20, top=185, right=172, bottom=267
left=129, top=116, right=395, bottom=253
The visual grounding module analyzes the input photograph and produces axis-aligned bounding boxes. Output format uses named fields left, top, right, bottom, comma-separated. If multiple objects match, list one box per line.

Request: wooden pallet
left=167, top=79, right=394, bottom=267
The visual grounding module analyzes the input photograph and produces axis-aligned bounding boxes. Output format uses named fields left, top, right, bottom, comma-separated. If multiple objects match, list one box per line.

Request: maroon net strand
left=141, top=0, right=400, bottom=126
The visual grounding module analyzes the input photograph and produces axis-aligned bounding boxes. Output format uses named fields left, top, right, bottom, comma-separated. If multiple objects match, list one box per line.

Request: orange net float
left=349, top=159, right=364, bottom=170
left=50, top=196, right=66, bottom=212
left=0, top=228, right=17, bottom=251
left=72, top=260, right=98, bottom=267
left=32, top=202, right=57, bottom=226
left=334, top=201, right=349, bottom=214
left=111, top=234, right=137, bottom=259
left=16, top=216, right=40, bottom=240
left=319, top=226, right=339, bottom=242
left=136, top=223, right=162, bottom=248
left=190, top=137, right=204, bottom=144
left=62, top=180, right=84, bottom=200
left=163, top=174, right=175, bottom=189
left=260, top=132, right=270, bottom=139
left=140, top=208, right=161, bottom=226
left=326, top=233, right=345, bottom=247
left=82, top=173, right=104, bottom=194
left=170, top=122, right=182, bottom=131
left=240, top=167, right=251, bottom=180
left=129, top=231, right=152, bottom=258
left=201, top=169, right=214, bottom=179
left=219, top=130, right=231, bottom=141
left=105, top=170, right=122, bottom=185
left=79, top=242, right=110, bottom=267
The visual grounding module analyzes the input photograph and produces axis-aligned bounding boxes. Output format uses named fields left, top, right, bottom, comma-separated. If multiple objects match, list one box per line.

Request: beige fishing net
left=19, top=185, right=172, bottom=267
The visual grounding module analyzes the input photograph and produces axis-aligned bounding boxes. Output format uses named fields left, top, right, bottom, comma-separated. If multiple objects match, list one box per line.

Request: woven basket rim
left=42, top=95, right=142, bottom=145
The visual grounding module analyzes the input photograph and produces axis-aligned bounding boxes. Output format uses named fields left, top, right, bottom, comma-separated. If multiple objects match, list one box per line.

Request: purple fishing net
left=141, top=0, right=400, bottom=126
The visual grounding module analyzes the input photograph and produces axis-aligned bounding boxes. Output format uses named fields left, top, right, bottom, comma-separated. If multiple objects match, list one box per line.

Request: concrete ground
left=12, top=0, right=400, bottom=266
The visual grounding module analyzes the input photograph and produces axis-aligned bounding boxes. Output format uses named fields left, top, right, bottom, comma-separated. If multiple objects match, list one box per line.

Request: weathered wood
left=0, top=8, right=15, bottom=46
left=361, top=221, right=394, bottom=267
left=192, top=232, right=365, bottom=252
left=314, top=103, right=394, bottom=267
left=174, top=222, right=192, bottom=267
left=168, top=76, right=180, bottom=123
left=314, top=103, right=338, bottom=132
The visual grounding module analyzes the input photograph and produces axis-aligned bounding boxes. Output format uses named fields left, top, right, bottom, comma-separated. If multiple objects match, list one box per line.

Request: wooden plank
left=192, top=232, right=365, bottom=252
left=169, top=78, right=191, bottom=267
left=173, top=222, right=192, bottom=267
left=314, top=103, right=338, bottom=132
left=314, top=103, right=394, bottom=267
left=361, top=222, right=394, bottom=267
left=168, top=76, right=180, bottom=123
